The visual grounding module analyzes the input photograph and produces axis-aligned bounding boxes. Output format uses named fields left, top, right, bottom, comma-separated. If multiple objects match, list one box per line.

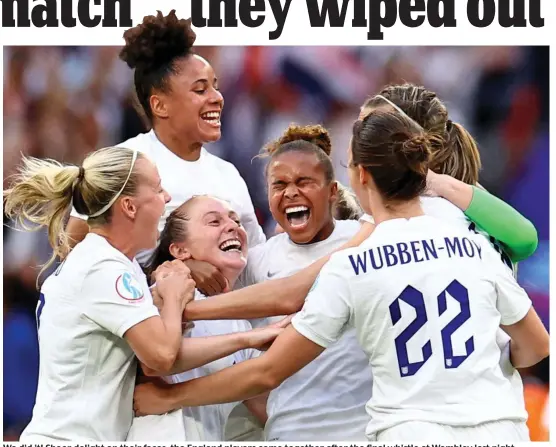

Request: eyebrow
left=271, top=176, right=314, bottom=186
left=193, top=77, right=218, bottom=84
left=203, top=211, right=222, bottom=219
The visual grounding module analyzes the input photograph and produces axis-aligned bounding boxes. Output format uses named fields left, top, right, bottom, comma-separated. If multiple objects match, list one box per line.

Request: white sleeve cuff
left=500, top=301, right=532, bottom=326
left=359, top=213, right=374, bottom=224
left=116, top=307, right=160, bottom=338
left=291, top=316, right=333, bottom=348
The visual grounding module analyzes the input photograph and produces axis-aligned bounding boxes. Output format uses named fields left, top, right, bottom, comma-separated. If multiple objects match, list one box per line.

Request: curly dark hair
left=261, top=124, right=362, bottom=220
left=263, top=124, right=332, bottom=157
left=261, top=124, right=334, bottom=183
left=119, top=10, right=197, bottom=123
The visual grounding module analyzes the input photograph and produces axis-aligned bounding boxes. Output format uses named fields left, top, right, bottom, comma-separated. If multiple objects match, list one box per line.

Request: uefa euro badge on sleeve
left=116, top=272, right=145, bottom=302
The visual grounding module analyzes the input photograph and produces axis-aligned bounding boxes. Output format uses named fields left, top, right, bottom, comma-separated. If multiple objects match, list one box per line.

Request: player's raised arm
left=140, top=320, right=287, bottom=376
left=124, top=261, right=195, bottom=373
left=134, top=325, right=326, bottom=414
left=426, top=171, right=538, bottom=262
left=184, top=222, right=373, bottom=321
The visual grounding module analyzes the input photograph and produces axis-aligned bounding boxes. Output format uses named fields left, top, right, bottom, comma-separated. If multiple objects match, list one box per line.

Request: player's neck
left=372, top=197, right=424, bottom=225
left=219, top=268, right=241, bottom=291
left=90, top=226, right=138, bottom=260
left=153, top=124, right=203, bottom=162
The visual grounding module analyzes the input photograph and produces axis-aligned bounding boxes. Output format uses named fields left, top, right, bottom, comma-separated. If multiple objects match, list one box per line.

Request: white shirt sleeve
left=81, top=258, right=159, bottom=337
left=482, top=238, right=532, bottom=325
left=292, top=256, right=353, bottom=348
left=359, top=213, right=374, bottom=224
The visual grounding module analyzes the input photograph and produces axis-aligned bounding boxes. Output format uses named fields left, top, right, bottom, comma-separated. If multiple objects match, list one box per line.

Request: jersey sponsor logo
left=115, top=272, right=144, bottom=301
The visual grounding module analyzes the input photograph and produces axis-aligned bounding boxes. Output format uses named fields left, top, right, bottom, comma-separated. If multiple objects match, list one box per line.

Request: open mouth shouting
left=285, top=205, right=311, bottom=230
left=200, top=110, right=221, bottom=128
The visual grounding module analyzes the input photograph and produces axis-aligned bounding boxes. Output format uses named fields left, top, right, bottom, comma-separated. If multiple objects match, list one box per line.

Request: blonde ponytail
left=4, top=157, right=81, bottom=281
left=334, top=182, right=363, bottom=220
left=4, top=146, right=143, bottom=288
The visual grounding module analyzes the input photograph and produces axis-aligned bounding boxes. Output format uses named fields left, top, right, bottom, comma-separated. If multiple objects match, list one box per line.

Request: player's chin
left=218, top=252, right=247, bottom=270
left=286, top=226, right=317, bottom=245
left=198, top=127, right=222, bottom=143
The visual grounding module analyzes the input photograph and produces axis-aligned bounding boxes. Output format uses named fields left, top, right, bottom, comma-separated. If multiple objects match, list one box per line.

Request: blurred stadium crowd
left=3, top=46, right=549, bottom=440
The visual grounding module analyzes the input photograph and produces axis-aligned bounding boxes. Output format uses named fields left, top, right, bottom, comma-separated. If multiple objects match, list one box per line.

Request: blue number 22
left=389, top=280, right=474, bottom=377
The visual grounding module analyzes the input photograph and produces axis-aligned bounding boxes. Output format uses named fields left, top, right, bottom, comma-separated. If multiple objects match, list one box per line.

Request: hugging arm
left=428, top=172, right=538, bottom=262
left=134, top=326, right=324, bottom=415
left=184, top=223, right=373, bottom=321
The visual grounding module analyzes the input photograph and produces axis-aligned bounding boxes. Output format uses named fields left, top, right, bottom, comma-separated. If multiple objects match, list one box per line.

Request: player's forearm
left=502, top=308, right=549, bottom=369
left=508, top=339, right=549, bottom=369
left=464, top=186, right=538, bottom=262
left=185, top=274, right=312, bottom=321
left=165, top=358, right=276, bottom=410
left=430, top=173, right=474, bottom=210
left=157, top=300, right=186, bottom=363
left=244, top=393, right=269, bottom=424
left=433, top=175, right=538, bottom=262
left=145, top=332, right=250, bottom=376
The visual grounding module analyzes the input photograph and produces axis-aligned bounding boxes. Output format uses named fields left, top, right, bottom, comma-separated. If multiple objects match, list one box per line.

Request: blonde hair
left=334, top=184, right=363, bottom=220
left=3, top=147, right=143, bottom=283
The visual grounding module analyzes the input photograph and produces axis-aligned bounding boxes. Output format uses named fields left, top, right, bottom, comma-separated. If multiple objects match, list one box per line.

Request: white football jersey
left=72, top=130, right=266, bottom=263
left=292, top=215, right=531, bottom=438
left=168, top=291, right=259, bottom=441
left=361, top=197, right=524, bottom=402
left=241, top=220, right=371, bottom=441
left=20, top=233, right=159, bottom=441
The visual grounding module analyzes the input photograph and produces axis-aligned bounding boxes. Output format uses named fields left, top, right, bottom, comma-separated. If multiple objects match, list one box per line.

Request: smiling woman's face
left=170, top=196, right=248, bottom=273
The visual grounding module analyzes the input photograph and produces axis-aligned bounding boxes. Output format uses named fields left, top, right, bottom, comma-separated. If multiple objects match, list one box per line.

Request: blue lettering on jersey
left=348, top=237, right=482, bottom=275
